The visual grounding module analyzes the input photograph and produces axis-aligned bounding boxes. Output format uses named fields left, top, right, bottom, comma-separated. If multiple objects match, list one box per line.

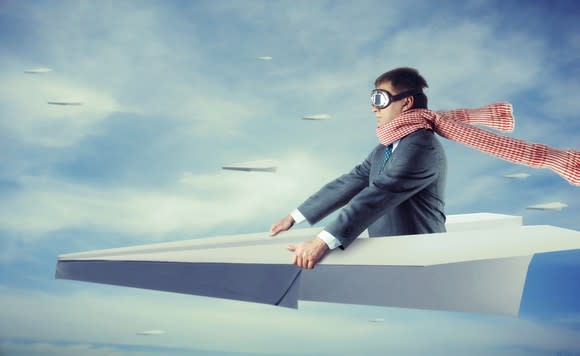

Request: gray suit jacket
left=298, top=129, right=447, bottom=249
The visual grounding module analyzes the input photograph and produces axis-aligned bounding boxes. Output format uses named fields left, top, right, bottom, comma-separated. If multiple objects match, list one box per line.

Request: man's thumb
left=287, top=244, right=296, bottom=252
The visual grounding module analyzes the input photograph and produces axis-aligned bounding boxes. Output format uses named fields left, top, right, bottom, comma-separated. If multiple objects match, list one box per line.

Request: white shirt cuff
left=318, top=230, right=342, bottom=250
left=290, top=209, right=306, bottom=224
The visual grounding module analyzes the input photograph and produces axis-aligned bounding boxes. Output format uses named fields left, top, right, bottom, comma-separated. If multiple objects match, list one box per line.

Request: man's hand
left=288, top=236, right=329, bottom=269
left=269, top=215, right=295, bottom=236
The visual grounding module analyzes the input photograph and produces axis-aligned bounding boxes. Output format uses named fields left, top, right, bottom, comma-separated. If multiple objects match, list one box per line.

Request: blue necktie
left=380, top=144, right=393, bottom=172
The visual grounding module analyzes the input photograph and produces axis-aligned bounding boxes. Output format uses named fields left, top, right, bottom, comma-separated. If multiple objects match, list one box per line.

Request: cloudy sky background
left=1, top=0, right=579, bottom=355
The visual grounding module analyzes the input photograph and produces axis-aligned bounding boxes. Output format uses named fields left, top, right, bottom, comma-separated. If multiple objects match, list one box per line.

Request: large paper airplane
left=55, top=213, right=580, bottom=316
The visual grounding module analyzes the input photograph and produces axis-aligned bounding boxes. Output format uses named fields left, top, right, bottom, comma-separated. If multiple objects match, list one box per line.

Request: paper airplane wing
left=55, top=213, right=580, bottom=316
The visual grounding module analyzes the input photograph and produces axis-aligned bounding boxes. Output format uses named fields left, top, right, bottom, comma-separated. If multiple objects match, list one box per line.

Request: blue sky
left=1, top=0, right=579, bottom=355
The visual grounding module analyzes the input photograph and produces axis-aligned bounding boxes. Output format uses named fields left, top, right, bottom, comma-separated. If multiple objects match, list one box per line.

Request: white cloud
left=0, top=1, right=287, bottom=144
left=1, top=341, right=129, bottom=356
left=0, top=72, right=120, bottom=147
left=1, top=286, right=580, bottom=355
left=542, top=79, right=580, bottom=120
left=376, top=21, right=545, bottom=108
left=0, top=152, right=339, bottom=240
left=0, top=286, right=384, bottom=354
left=0, top=2, right=579, bottom=356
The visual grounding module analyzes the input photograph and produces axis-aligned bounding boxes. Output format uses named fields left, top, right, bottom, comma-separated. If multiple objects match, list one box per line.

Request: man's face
left=372, top=81, right=411, bottom=128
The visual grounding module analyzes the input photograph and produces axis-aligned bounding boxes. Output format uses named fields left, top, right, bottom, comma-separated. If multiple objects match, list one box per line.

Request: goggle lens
left=370, top=90, right=390, bottom=109
left=370, top=88, right=421, bottom=109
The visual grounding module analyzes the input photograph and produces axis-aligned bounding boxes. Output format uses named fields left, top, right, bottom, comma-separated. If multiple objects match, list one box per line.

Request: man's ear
left=403, top=95, right=414, bottom=111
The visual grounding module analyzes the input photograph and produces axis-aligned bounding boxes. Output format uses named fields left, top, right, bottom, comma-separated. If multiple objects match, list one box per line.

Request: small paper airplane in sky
left=526, top=202, right=568, bottom=211
left=136, top=330, right=165, bottom=336
left=302, top=114, right=331, bottom=120
left=368, top=318, right=385, bottom=323
left=503, top=173, right=531, bottom=179
left=24, top=67, right=52, bottom=74
left=47, top=100, right=84, bottom=106
left=256, top=56, right=273, bottom=60
left=222, top=159, right=277, bottom=173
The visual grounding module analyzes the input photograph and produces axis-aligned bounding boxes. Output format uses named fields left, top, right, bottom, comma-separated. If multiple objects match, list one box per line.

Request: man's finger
left=269, top=224, right=279, bottom=236
left=303, top=254, right=311, bottom=269
left=295, top=255, right=301, bottom=267
left=287, top=244, right=296, bottom=252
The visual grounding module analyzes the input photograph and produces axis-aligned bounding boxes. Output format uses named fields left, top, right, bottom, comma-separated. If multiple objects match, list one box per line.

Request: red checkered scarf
left=376, top=102, right=580, bottom=186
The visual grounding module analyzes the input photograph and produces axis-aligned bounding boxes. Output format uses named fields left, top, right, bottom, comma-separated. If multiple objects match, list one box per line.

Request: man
left=269, top=67, right=447, bottom=269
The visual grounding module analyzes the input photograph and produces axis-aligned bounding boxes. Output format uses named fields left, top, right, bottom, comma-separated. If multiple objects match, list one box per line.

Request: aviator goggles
left=370, top=88, right=422, bottom=109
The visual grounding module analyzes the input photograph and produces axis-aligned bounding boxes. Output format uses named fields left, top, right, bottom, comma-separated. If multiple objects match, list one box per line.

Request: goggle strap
left=390, top=89, right=422, bottom=101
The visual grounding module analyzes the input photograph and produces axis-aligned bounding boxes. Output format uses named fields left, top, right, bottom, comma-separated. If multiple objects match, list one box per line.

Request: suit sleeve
left=324, top=141, right=441, bottom=248
left=297, top=148, right=375, bottom=225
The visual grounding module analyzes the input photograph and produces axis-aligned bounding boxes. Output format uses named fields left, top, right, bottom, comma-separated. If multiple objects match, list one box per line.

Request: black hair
left=374, top=67, right=429, bottom=109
